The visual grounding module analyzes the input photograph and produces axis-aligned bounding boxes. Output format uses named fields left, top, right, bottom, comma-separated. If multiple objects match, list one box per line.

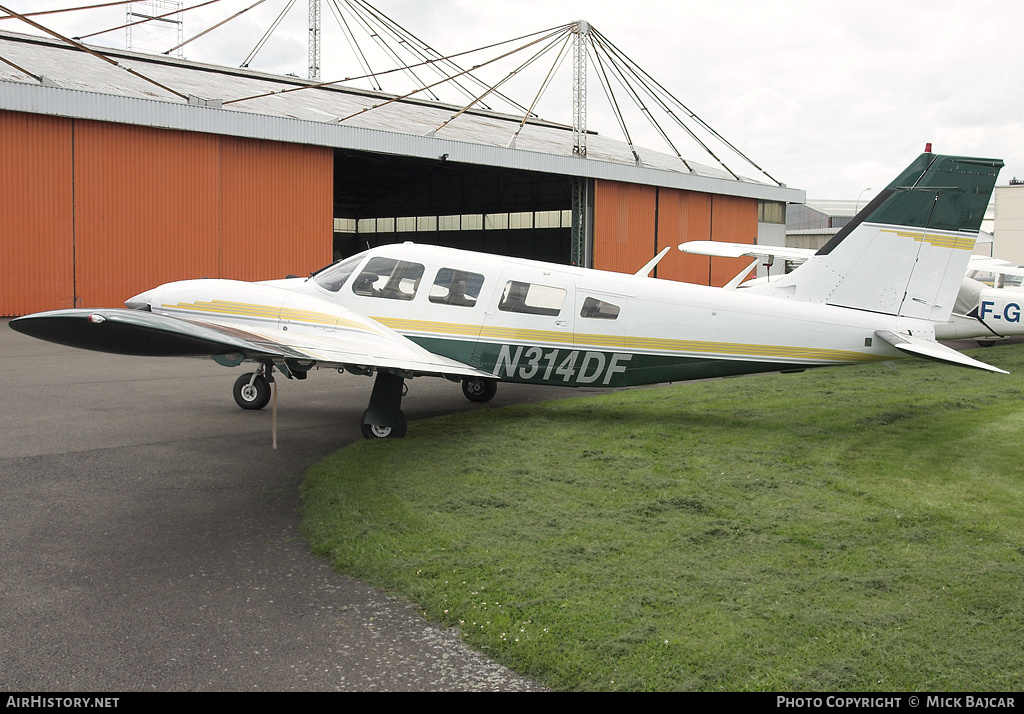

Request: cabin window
left=498, top=280, right=566, bottom=316
left=352, top=257, right=424, bottom=300
left=312, top=254, right=363, bottom=292
left=429, top=269, right=485, bottom=307
left=580, top=296, right=620, bottom=320
left=969, top=270, right=1023, bottom=289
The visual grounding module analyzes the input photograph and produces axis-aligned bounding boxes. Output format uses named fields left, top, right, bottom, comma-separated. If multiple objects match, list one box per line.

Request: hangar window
left=758, top=201, right=786, bottom=224
left=352, top=257, right=424, bottom=300
left=429, top=269, right=485, bottom=307
left=534, top=210, right=565, bottom=228
left=580, top=297, right=620, bottom=320
left=509, top=211, right=533, bottom=229
left=312, top=254, right=363, bottom=292
left=353, top=210, right=571, bottom=235
left=333, top=218, right=356, bottom=233
left=498, top=280, right=566, bottom=316
left=485, top=213, right=509, bottom=230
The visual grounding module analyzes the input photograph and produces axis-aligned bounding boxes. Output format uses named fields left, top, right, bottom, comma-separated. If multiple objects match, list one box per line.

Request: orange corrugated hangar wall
left=1, top=111, right=332, bottom=316
left=592, top=179, right=758, bottom=285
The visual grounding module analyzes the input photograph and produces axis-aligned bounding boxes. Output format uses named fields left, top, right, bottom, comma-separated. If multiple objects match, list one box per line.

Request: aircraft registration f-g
left=10, top=152, right=1006, bottom=439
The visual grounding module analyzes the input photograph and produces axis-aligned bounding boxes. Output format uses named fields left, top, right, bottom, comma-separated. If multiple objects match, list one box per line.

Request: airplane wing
left=677, top=241, right=817, bottom=290
left=682, top=246, right=1024, bottom=281
left=9, top=306, right=491, bottom=379
left=967, top=256, right=1024, bottom=280
left=678, top=240, right=817, bottom=261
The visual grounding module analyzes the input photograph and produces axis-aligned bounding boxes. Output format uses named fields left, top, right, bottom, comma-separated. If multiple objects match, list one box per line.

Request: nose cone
left=124, top=289, right=153, bottom=310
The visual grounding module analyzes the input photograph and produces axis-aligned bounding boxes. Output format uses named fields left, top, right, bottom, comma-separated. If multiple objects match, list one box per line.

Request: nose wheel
left=360, top=409, right=407, bottom=439
left=359, top=370, right=408, bottom=439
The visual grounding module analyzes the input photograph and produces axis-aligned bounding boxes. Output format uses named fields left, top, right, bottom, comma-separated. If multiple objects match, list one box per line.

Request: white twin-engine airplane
left=9, top=151, right=1006, bottom=439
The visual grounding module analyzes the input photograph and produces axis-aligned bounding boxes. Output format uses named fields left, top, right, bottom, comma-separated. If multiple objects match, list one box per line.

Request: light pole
left=855, top=187, right=872, bottom=214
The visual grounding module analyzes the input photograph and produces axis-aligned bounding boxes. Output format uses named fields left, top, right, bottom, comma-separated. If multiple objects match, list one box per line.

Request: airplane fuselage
left=140, top=242, right=918, bottom=389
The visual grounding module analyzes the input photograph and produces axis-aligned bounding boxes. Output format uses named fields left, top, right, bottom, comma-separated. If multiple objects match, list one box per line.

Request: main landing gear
left=461, top=376, right=497, bottom=402
left=233, top=369, right=272, bottom=410
left=228, top=364, right=430, bottom=441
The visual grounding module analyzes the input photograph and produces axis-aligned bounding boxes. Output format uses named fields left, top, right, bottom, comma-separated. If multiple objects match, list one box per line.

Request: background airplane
left=944, top=258, right=1024, bottom=345
left=11, top=151, right=1005, bottom=439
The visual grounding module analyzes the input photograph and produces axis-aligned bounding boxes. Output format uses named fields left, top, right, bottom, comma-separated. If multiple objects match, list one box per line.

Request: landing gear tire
left=233, top=372, right=272, bottom=410
left=360, top=409, right=407, bottom=439
left=462, top=377, right=497, bottom=402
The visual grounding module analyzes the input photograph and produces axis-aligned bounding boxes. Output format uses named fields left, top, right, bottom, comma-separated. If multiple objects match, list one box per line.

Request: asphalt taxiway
left=0, top=319, right=584, bottom=691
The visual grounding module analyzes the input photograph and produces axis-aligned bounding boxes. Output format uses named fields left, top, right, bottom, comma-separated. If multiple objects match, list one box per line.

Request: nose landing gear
left=359, top=370, right=408, bottom=439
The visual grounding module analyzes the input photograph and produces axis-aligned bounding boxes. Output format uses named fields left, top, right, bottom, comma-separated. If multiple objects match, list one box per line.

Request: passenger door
left=473, top=266, right=576, bottom=383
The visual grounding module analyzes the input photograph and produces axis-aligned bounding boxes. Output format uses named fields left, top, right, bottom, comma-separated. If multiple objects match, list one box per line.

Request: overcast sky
left=6, top=0, right=1023, bottom=200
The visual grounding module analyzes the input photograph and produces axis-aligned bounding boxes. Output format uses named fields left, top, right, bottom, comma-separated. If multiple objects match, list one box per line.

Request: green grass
left=300, top=345, right=1024, bottom=691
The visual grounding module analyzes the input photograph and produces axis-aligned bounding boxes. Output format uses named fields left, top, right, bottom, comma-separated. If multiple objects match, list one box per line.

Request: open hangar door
left=331, top=150, right=574, bottom=265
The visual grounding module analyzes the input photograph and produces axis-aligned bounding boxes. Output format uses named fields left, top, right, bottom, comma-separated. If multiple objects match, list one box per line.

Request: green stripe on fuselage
left=408, top=335, right=815, bottom=387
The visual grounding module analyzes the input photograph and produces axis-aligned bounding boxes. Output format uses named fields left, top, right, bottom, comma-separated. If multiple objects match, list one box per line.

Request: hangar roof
left=0, top=29, right=803, bottom=204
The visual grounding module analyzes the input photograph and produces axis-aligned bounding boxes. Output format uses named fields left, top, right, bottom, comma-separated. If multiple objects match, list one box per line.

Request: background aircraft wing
left=9, top=308, right=491, bottom=379
left=679, top=240, right=817, bottom=261
left=967, top=256, right=1024, bottom=280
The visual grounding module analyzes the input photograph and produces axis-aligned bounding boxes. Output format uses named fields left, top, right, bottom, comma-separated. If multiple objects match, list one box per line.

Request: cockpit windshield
left=312, top=254, right=364, bottom=292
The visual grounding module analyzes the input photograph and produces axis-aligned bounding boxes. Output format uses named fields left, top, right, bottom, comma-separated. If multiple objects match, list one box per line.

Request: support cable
left=0, top=3, right=189, bottom=99
left=338, top=0, right=440, bottom=101
left=588, top=31, right=692, bottom=171
left=331, top=26, right=564, bottom=124
left=591, top=27, right=780, bottom=185
left=1, top=1, right=130, bottom=22
left=0, top=52, right=43, bottom=81
left=433, top=26, right=570, bottom=134
left=342, top=0, right=474, bottom=105
left=162, top=0, right=268, bottom=55
left=76, top=0, right=222, bottom=41
left=223, top=23, right=570, bottom=105
left=241, top=0, right=296, bottom=67
left=345, top=0, right=532, bottom=115
left=589, top=29, right=739, bottom=179
left=588, top=40, right=641, bottom=164
left=588, top=32, right=693, bottom=170
left=509, top=31, right=572, bottom=145
left=326, top=0, right=380, bottom=90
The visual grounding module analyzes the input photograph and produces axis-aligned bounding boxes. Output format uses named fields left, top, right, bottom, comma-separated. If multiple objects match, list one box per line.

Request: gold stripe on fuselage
left=374, top=317, right=880, bottom=364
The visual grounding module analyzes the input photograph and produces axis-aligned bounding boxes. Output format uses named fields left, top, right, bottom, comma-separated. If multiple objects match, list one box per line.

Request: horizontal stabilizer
left=874, top=330, right=1007, bottom=374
